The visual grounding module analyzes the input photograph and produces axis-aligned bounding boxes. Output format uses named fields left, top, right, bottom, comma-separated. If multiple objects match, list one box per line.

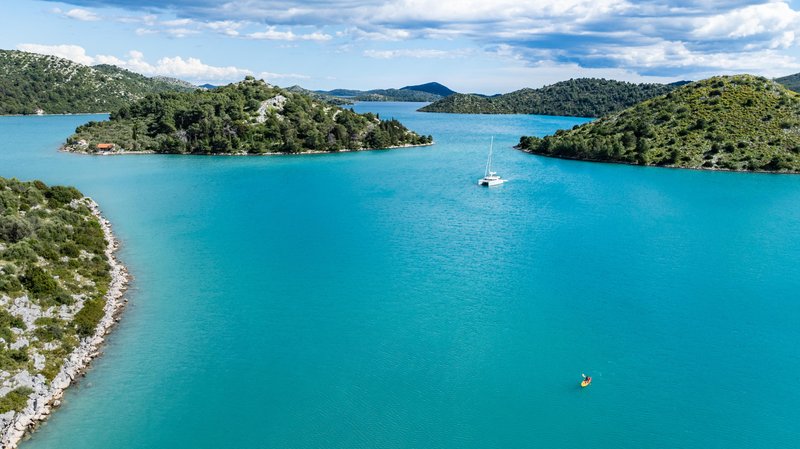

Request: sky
left=2, top=0, right=800, bottom=93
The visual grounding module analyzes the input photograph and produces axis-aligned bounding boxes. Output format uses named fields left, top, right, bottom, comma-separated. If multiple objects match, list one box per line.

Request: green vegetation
left=0, top=177, right=111, bottom=394
left=419, top=78, right=682, bottom=117
left=0, top=50, right=195, bottom=115
left=0, top=387, right=33, bottom=414
left=517, top=75, right=800, bottom=172
left=64, top=77, right=432, bottom=154
left=776, top=72, right=800, bottom=93
left=285, top=85, right=353, bottom=106
left=350, top=89, right=443, bottom=102
left=320, top=82, right=455, bottom=102
left=73, top=296, right=106, bottom=338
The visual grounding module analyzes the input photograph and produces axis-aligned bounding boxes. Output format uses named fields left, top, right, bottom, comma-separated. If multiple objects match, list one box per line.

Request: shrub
left=20, top=266, right=60, bottom=297
left=0, top=387, right=33, bottom=413
left=0, top=191, right=20, bottom=215
left=0, top=274, right=24, bottom=296
left=60, top=241, right=80, bottom=258
left=45, top=186, right=82, bottom=206
left=73, top=296, right=105, bottom=337
left=2, top=241, right=37, bottom=264
left=34, top=319, right=64, bottom=342
left=0, top=216, right=33, bottom=243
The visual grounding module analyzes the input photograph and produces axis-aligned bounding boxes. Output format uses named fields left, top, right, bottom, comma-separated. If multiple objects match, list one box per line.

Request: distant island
left=775, top=73, right=800, bottom=93
left=418, top=78, right=687, bottom=117
left=0, top=177, right=127, bottom=448
left=317, top=82, right=456, bottom=102
left=0, top=50, right=195, bottom=115
left=517, top=75, right=800, bottom=172
left=284, top=85, right=354, bottom=106
left=63, top=77, right=433, bottom=155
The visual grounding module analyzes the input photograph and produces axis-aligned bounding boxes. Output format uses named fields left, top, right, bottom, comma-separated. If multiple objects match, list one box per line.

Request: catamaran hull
left=478, top=178, right=505, bottom=186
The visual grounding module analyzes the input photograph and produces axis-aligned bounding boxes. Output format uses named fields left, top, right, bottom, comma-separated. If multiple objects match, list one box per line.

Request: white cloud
left=16, top=43, right=96, bottom=65
left=203, top=20, right=244, bottom=31
left=16, top=44, right=252, bottom=82
left=591, top=40, right=800, bottom=77
left=693, top=2, right=800, bottom=41
left=162, top=18, right=194, bottom=27
left=102, top=51, right=249, bottom=80
left=94, top=54, right=126, bottom=66
left=31, top=0, right=800, bottom=79
left=257, top=71, right=311, bottom=81
left=369, top=0, right=628, bottom=25
left=164, top=28, right=200, bottom=38
left=247, top=27, right=332, bottom=41
left=63, top=8, right=100, bottom=21
left=339, top=27, right=411, bottom=41
left=363, top=48, right=471, bottom=59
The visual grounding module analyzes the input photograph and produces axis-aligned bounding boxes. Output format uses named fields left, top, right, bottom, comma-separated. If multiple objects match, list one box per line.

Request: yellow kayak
left=581, top=377, right=592, bottom=387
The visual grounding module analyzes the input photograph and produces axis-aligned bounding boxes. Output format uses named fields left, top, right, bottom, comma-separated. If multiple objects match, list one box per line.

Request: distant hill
left=317, top=82, right=456, bottom=102
left=199, top=83, right=218, bottom=90
left=418, top=78, right=681, bottom=117
left=324, top=89, right=362, bottom=97
left=517, top=75, right=800, bottom=172
left=401, top=82, right=456, bottom=97
left=0, top=50, right=196, bottom=115
left=152, top=75, right=198, bottom=90
left=351, top=89, right=442, bottom=102
left=776, top=73, right=800, bottom=93
left=64, top=77, right=432, bottom=155
left=285, top=85, right=353, bottom=106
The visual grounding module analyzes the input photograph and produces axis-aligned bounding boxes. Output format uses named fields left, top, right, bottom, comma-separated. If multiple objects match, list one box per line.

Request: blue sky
left=2, top=0, right=800, bottom=93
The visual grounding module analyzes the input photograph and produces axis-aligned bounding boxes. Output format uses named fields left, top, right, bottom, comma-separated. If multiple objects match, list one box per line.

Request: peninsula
left=0, top=50, right=195, bottom=115
left=516, top=75, right=800, bottom=172
left=0, top=177, right=127, bottom=448
left=63, top=77, right=433, bottom=155
left=418, top=78, right=685, bottom=117
left=318, top=82, right=455, bottom=102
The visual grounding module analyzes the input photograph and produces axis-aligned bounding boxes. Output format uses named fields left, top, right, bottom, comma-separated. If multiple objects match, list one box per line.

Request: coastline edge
left=0, top=198, right=129, bottom=448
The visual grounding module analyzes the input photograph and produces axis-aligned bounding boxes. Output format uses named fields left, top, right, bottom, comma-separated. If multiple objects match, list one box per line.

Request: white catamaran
left=478, top=136, right=506, bottom=186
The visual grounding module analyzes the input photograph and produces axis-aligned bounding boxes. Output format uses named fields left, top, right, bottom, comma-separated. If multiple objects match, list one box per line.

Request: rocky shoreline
left=515, top=146, right=800, bottom=175
left=0, top=199, right=129, bottom=449
left=61, top=141, right=434, bottom=156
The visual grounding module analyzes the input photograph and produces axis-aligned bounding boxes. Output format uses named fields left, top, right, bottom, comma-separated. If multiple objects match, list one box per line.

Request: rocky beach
left=0, top=199, right=128, bottom=449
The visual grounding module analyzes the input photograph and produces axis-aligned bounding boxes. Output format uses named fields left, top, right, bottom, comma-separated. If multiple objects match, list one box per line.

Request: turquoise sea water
left=2, top=104, right=800, bottom=448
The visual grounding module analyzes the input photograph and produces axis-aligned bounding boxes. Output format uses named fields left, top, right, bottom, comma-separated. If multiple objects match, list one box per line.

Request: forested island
left=284, top=85, right=353, bottom=106
left=0, top=177, right=127, bottom=447
left=64, top=77, right=433, bottom=155
left=319, top=82, right=456, bottom=102
left=0, top=50, right=195, bottom=115
left=419, top=78, right=685, bottom=117
left=517, top=75, right=800, bottom=172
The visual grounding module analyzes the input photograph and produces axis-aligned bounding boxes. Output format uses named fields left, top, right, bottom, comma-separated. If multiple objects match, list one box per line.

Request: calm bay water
left=2, top=103, right=800, bottom=448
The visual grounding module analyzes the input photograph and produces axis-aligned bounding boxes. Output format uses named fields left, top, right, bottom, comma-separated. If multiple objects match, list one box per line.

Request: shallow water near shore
left=2, top=104, right=800, bottom=448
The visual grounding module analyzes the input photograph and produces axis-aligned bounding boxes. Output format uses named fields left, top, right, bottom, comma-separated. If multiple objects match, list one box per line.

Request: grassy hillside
left=517, top=75, right=800, bottom=172
left=0, top=50, right=195, bottom=115
left=776, top=73, right=800, bottom=93
left=418, top=78, right=680, bottom=117
left=64, top=77, right=432, bottom=155
left=0, top=177, right=111, bottom=405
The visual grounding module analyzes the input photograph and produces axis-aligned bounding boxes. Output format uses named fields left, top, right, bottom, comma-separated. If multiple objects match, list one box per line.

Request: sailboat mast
left=485, top=136, right=494, bottom=176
